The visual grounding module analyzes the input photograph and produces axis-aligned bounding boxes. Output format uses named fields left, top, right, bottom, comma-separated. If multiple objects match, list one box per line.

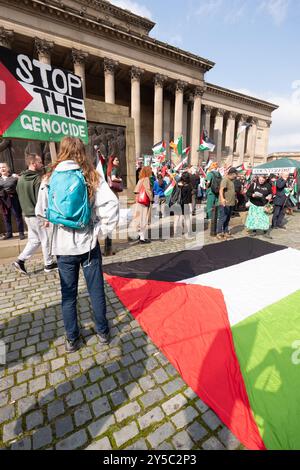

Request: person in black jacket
left=271, top=172, right=289, bottom=229
left=173, top=172, right=193, bottom=237
left=0, top=162, right=25, bottom=240
left=245, top=175, right=273, bottom=238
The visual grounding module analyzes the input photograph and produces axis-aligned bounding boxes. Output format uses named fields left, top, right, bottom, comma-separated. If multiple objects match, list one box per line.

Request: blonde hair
left=46, top=137, right=99, bottom=201
left=139, top=166, right=152, bottom=179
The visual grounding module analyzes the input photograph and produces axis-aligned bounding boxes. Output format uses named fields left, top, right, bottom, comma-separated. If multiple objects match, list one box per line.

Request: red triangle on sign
left=0, top=61, right=33, bottom=135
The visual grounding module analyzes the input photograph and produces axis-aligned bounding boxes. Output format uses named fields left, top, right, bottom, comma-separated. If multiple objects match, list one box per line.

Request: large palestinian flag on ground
left=104, top=238, right=300, bottom=450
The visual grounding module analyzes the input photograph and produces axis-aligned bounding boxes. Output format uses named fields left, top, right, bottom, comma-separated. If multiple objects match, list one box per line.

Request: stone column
left=225, top=111, right=238, bottom=161
left=174, top=80, right=187, bottom=140
left=214, top=108, right=225, bottom=164
left=72, top=49, right=88, bottom=98
left=131, top=66, right=144, bottom=158
left=246, top=118, right=258, bottom=166
left=191, top=86, right=205, bottom=166
left=163, top=97, right=171, bottom=154
left=236, top=115, right=248, bottom=165
left=35, top=38, right=54, bottom=64
left=0, top=27, right=14, bottom=49
left=202, top=105, right=213, bottom=163
left=104, top=58, right=119, bottom=105
left=153, top=74, right=166, bottom=144
left=262, top=120, right=271, bottom=163
left=182, top=99, right=188, bottom=148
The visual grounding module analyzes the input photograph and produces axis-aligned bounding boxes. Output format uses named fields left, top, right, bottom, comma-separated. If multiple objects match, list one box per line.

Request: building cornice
left=2, top=0, right=214, bottom=73
left=205, top=83, right=279, bottom=112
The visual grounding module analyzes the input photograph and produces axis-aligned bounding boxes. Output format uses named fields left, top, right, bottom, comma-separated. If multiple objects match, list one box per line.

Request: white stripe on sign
left=179, top=248, right=300, bottom=326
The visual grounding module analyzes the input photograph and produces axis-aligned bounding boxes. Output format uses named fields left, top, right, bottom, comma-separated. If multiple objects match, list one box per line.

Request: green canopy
left=252, top=158, right=300, bottom=175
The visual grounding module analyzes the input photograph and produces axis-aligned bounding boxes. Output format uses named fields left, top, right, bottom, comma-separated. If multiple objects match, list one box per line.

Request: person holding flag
left=205, top=162, right=222, bottom=220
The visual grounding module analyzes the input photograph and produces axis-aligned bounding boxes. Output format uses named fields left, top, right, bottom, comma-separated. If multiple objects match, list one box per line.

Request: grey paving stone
left=218, top=428, right=241, bottom=450
left=66, top=352, right=81, bottom=364
left=131, top=349, right=146, bottom=362
left=144, top=357, right=158, bottom=371
left=157, top=442, right=174, bottom=450
left=115, top=370, right=132, bottom=386
left=105, top=362, right=120, bottom=375
left=122, top=341, right=135, bottom=354
left=10, top=383, right=28, bottom=401
left=202, top=437, right=226, bottom=450
left=110, top=390, right=126, bottom=407
left=139, top=388, right=165, bottom=408
left=129, top=363, right=144, bottom=379
left=29, top=376, right=46, bottom=394
left=114, top=422, right=139, bottom=447
left=3, top=418, right=23, bottom=442
left=125, top=439, right=148, bottom=450
left=138, top=406, right=165, bottom=430
left=66, top=390, right=84, bottom=408
left=72, top=375, right=88, bottom=389
left=11, top=437, right=32, bottom=450
left=162, top=378, right=185, bottom=396
left=183, top=388, right=198, bottom=400
left=0, top=375, right=14, bottom=392
left=38, top=388, right=55, bottom=406
left=125, top=383, right=143, bottom=399
left=88, top=414, right=115, bottom=438
left=74, top=404, right=92, bottom=426
left=172, top=430, right=195, bottom=450
left=37, top=341, right=50, bottom=352
left=155, top=353, right=169, bottom=366
left=115, top=401, right=141, bottom=423
left=56, top=382, right=73, bottom=397
left=10, top=339, right=26, bottom=351
left=17, top=396, right=37, bottom=415
left=120, top=354, right=134, bottom=367
left=147, top=422, right=176, bottom=448
left=0, top=404, right=15, bottom=424
left=80, top=357, right=96, bottom=371
left=100, top=376, right=117, bottom=393
left=26, top=410, right=44, bottom=430
left=21, top=346, right=36, bottom=357
left=85, top=437, right=112, bottom=450
left=194, top=398, right=209, bottom=413
left=47, top=400, right=65, bottom=420
left=55, top=415, right=74, bottom=438
left=88, top=367, right=105, bottom=382
left=56, top=430, right=88, bottom=450
left=35, top=363, right=50, bottom=376
left=91, top=396, right=111, bottom=418
left=152, top=368, right=169, bottom=384
left=0, top=391, right=9, bottom=407
left=65, top=364, right=81, bottom=378
left=27, top=335, right=40, bottom=346
left=84, top=384, right=101, bottom=402
left=202, top=410, right=222, bottom=431
left=162, top=394, right=188, bottom=416
left=165, top=364, right=178, bottom=377
left=51, top=357, right=65, bottom=371
left=49, top=370, right=66, bottom=386
left=187, top=421, right=208, bottom=442
left=170, top=406, right=198, bottom=429
left=17, top=368, right=33, bottom=383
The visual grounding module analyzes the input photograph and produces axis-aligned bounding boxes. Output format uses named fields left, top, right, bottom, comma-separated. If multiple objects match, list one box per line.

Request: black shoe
left=97, top=331, right=110, bottom=344
left=19, top=234, right=26, bottom=240
left=13, top=259, right=28, bottom=275
left=2, top=234, right=13, bottom=240
left=139, top=239, right=151, bottom=244
left=65, top=337, right=82, bottom=353
left=44, top=262, right=58, bottom=273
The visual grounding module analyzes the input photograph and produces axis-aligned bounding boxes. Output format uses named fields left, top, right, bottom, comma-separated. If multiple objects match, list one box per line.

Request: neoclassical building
left=0, top=0, right=278, bottom=196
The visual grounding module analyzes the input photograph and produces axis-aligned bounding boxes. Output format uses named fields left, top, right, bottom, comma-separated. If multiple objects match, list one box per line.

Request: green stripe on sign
left=231, top=289, right=300, bottom=449
left=3, top=110, right=88, bottom=144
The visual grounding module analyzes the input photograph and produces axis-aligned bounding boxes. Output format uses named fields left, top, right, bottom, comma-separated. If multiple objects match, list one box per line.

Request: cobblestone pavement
left=0, top=212, right=299, bottom=450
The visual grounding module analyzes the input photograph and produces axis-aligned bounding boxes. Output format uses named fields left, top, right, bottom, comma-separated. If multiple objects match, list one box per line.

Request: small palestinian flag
left=174, top=156, right=188, bottom=172
left=152, top=140, right=166, bottom=155
left=236, top=163, right=245, bottom=173
left=198, top=130, right=215, bottom=152
left=104, top=238, right=300, bottom=450
left=164, top=179, right=176, bottom=197
left=182, top=146, right=191, bottom=157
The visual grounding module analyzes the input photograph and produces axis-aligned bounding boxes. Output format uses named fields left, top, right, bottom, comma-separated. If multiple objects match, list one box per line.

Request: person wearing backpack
left=35, top=137, right=119, bottom=353
left=13, top=153, right=56, bottom=275
left=205, top=162, right=221, bottom=220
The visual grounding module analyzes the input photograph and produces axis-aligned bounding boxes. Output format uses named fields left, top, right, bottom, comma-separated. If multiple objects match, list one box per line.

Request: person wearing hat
left=216, top=167, right=238, bottom=240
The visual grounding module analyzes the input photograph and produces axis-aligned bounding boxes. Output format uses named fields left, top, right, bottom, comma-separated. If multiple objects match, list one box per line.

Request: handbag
left=137, top=184, right=150, bottom=206
left=264, top=203, right=274, bottom=214
left=110, top=180, right=123, bottom=192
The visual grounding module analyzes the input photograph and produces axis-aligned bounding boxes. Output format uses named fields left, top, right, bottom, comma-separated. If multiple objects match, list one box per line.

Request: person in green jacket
left=206, top=162, right=221, bottom=220
left=13, top=153, right=57, bottom=275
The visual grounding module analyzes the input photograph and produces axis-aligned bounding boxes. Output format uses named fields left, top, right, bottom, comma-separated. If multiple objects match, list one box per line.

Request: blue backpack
left=46, top=169, right=91, bottom=230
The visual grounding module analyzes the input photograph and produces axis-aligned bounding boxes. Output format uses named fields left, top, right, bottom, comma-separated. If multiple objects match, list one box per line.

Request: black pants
left=272, top=205, right=285, bottom=228
left=2, top=195, right=24, bottom=236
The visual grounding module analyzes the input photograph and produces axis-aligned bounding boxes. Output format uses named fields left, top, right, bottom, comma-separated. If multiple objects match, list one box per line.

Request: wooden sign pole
left=49, top=142, right=57, bottom=163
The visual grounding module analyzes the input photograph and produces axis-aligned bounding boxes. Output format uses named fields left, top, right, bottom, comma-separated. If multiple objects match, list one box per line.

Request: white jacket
left=35, top=160, right=119, bottom=256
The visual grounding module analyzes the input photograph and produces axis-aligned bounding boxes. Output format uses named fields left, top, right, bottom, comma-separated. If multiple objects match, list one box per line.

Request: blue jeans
left=57, top=243, right=108, bottom=341
left=217, top=205, right=233, bottom=234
